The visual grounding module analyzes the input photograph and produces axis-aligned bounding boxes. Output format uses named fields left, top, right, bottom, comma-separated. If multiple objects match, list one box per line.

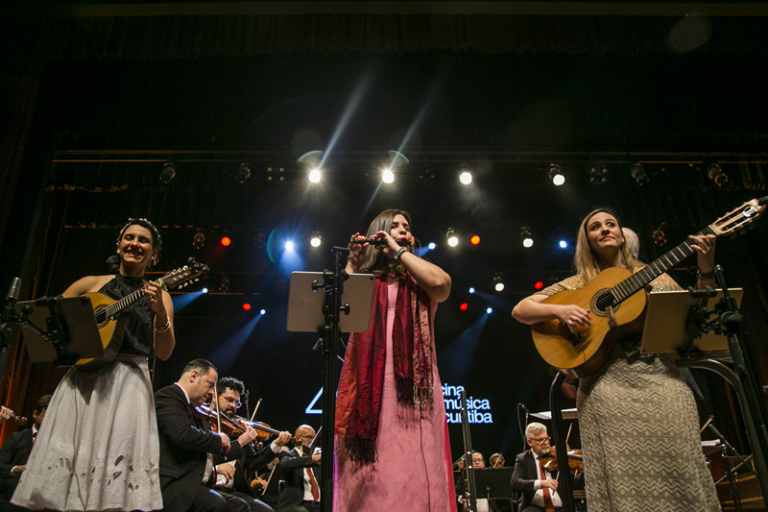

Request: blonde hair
left=358, top=209, right=412, bottom=275
left=573, top=208, right=643, bottom=288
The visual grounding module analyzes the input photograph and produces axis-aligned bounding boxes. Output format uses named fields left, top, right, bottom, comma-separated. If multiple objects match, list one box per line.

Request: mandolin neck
left=104, top=278, right=163, bottom=319
left=611, top=226, right=715, bottom=304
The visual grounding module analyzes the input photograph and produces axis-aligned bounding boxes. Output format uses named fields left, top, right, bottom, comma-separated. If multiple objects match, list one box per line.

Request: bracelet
left=697, top=268, right=715, bottom=280
left=393, top=247, right=408, bottom=263
left=155, top=317, right=171, bottom=332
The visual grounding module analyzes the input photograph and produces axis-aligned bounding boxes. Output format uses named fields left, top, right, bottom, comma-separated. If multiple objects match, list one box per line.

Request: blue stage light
left=486, top=307, right=493, bottom=314
left=428, top=242, right=436, bottom=250
left=285, top=241, right=294, bottom=251
left=469, top=287, right=476, bottom=294
left=202, top=287, right=209, bottom=294
left=260, top=309, right=266, bottom=315
left=559, top=240, right=568, bottom=249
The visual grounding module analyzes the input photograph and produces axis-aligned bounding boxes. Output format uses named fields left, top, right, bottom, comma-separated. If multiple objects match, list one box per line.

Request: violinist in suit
left=212, top=376, right=293, bottom=512
left=0, top=395, right=49, bottom=511
left=511, top=423, right=570, bottom=512
left=276, top=425, right=320, bottom=512
left=155, top=359, right=259, bottom=512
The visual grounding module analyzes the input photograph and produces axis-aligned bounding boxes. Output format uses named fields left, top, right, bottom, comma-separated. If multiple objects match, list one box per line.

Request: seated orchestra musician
left=276, top=425, right=321, bottom=512
left=155, top=358, right=260, bottom=512
left=13, top=218, right=173, bottom=512
left=0, top=395, right=49, bottom=512
left=488, top=453, right=505, bottom=468
left=212, top=376, right=293, bottom=512
left=456, top=451, right=502, bottom=512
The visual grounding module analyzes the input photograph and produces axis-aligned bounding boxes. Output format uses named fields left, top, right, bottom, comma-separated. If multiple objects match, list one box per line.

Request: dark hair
left=107, top=218, right=163, bottom=272
left=217, top=376, right=245, bottom=396
left=182, top=358, right=217, bottom=377
left=358, top=208, right=413, bottom=275
left=34, top=395, right=51, bottom=414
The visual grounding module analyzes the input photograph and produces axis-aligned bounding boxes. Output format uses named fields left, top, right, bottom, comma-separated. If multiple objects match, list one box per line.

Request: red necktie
left=537, top=457, right=556, bottom=512
left=306, top=468, right=319, bottom=501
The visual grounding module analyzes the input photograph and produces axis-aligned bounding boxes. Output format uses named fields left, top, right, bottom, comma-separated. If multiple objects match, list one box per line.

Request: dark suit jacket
left=0, top=429, right=33, bottom=500
left=155, top=384, right=244, bottom=512
left=510, top=450, right=566, bottom=511
left=276, top=447, right=320, bottom=512
left=221, top=441, right=279, bottom=497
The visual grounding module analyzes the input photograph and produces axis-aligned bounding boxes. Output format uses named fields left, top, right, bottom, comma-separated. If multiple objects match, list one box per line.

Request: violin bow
left=213, top=386, right=222, bottom=434
left=250, top=398, right=262, bottom=423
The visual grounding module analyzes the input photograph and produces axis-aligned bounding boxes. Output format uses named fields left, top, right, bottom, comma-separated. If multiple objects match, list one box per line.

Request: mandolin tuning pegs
left=194, top=278, right=199, bottom=282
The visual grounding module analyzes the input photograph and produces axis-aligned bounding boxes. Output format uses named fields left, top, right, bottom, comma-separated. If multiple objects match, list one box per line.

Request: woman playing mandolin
left=512, top=208, right=719, bottom=512
left=13, top=218, right=174, bottom=512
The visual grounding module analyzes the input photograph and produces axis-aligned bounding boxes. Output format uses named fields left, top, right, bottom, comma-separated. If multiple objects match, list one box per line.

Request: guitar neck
left=611, top=226, right=715, bottom=304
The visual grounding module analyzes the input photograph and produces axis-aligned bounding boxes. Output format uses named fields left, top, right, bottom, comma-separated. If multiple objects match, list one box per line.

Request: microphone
left=0, top=277, right=21, bottom=343
left=350, top=238, right=411, bottom=247
left=5, top=278, right=21, bottom=301
left=700, top=415, right=715, bottom=433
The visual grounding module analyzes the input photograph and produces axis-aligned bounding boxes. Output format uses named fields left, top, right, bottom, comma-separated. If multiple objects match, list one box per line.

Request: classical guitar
left=531, top=197, right=767, bottom=378
left=75, top=258, right=209, bottom=370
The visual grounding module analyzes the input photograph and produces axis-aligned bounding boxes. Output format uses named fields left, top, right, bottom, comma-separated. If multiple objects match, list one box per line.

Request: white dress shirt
left=531, top=454, right=563, bottom=508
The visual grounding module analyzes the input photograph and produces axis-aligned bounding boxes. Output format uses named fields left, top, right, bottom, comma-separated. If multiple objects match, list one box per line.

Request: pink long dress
left=334, top=276, right=457, bottom=512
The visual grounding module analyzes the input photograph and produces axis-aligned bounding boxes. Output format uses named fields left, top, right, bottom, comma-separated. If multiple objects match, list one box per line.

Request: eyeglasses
left=530, top=437, right=551, bottom=444
left=222, top=396, right=242, bottom=408
left=297, top=434, right=315, bottom=441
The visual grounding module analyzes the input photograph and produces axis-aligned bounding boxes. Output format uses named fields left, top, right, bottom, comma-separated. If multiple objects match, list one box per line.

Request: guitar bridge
left=560, top=322, right=584, bottom=346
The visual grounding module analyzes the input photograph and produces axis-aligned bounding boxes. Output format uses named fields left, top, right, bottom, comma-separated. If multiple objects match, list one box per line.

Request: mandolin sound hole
left=94, top=307, right=108, bottom=325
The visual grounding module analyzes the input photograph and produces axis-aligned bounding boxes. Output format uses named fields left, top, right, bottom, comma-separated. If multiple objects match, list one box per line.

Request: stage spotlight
left=192, top=229, right=205, bottom=250
left=652, top=224, right=667, bottom=246
left=446, top=228, right=459, bottom=247
left=260, top=309, right=266, bottom=315
left=590, top=165, right=608, bottom=186
left=534, top=281, right=544, bottom=290
left=285, top=241, right=294, bottom=251
left=707, top=163, right=728, bottom=187
left=493, top=274, right=504, bottom=292
left=308, top=167, right=322, bottom=184
left=470, top=235, right=480, bottom=246
left=521, top=227, right=534, bottom=248
left=486, top=307, right=493, bottom=314
left=382, top=168, right=395, bottom=184
left=202, top=287, right=209, bottom=294
left=242, top=303, right=252, bottom=311
left=218, top=275, right=230, bottom=293
left=469, top=287, right=476, bottom=294
left=458, top=164, right=473, bottom=185
left=460, top=303, right=469, bottom=311
left=559, top=240, right=568, bottom=249
left=220, top=236, right=231, bottom=247
left=548, top=164, right=565, bottom=186
left=235, top=163, right=251, bottom=184
left=631, top=163, right=649, bottom=186
left=310, top=231, right=322, bottom=248
left=428, top=242, right=436, bottom=250
left=159, top=162, right=176, bottom=184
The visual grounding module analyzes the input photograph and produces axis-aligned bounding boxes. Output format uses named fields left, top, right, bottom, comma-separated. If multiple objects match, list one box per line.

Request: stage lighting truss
left=310, top=231, right=322, bottom=247
left=521, top=227, right=534, bottom=248
left=159, top=162, right=176, bottom=184
left=707, top=163, right=729, bottom=187
left=493, top=274, right=505, bottom=292
left=631, top=163, right=649, bottom=186
left=235, top=163, right=251, bottom=184
left=446, top=228, right=459, bottom=247
left=192, top=228, right=206, bottom=250
left=590, top=163, right=608, bottom=186
left=548, top=164, right=565, bottom=186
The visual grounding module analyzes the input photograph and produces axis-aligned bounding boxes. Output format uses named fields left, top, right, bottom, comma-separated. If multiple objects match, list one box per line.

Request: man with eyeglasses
left=511, top=423, right=565, bottom=512
left=276, top=425, right=321, bottom=512
left=213, top=377, right=293, bottom=512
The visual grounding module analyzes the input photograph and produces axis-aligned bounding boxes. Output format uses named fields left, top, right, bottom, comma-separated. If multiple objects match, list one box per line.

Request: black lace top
left=97, top=274, right=155, bottom=357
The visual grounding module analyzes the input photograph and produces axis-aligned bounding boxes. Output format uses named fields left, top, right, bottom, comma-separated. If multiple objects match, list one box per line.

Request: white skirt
left=12, top=355, right=163, bottom=511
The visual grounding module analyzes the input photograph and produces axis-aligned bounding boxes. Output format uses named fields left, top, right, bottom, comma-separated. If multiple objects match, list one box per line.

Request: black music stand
left=286, top=255, right=375, bottom=512
left=473, top=468, right=514, bottom=507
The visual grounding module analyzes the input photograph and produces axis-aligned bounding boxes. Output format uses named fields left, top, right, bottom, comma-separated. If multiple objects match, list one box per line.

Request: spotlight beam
left=320, top=72, right=374, bottom=169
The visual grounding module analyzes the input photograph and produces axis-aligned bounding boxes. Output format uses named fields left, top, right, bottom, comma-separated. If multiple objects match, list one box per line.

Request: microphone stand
left=0, top=278, right=22, bottom=382
left=709, top=422, right=744, bottom=512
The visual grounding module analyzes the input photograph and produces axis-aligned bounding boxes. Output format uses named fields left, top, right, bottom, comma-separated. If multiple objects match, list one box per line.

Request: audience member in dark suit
left=276, top=425, right=320, bottom=512
left=155, top=359, right=259, bottom=512
left=511, top=422, right=569, bottom=512
left=212, top=377, right=293, bottom=512
left=0, top=396, right=49, bottom=511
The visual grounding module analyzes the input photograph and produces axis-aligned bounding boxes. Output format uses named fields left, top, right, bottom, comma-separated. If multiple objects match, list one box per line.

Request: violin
left=540, top=447, right=584, bottom=475
left=193, top=405, right=297, bottom=444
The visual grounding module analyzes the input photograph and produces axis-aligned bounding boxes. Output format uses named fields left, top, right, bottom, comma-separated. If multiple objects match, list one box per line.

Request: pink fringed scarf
left=334, top=272, right=433, bottom=464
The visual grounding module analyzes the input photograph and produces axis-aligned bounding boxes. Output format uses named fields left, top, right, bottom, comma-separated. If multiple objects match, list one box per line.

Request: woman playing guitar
left=512, top=208, right=719, bottom=512
left=13, top=218, right=174, bottom=512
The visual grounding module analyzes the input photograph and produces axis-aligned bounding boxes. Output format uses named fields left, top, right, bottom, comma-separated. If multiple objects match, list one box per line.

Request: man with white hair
left=510, top=423, right=564, bottom=512
left=622, top=228, right=641, bottom=261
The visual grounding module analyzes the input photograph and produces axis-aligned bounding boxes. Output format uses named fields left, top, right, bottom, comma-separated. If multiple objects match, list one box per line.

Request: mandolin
left=531, top=197, right=767, bottom=378
left=76, top=258, right=209, bottom=370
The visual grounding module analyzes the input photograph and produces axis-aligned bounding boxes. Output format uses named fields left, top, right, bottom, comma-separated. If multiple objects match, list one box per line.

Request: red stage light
left=460, top=303, right=469, bottom=311
left=470, top=235, right=481, bottom=246
left=242, top=303, right=252, bottom=311
left=221, top=236, right=231, bottom=247
left=534, top=281, right=544, bottom=290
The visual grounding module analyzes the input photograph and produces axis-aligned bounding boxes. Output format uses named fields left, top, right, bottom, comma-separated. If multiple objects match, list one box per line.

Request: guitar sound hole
left=595, top=292, right=615, bottom=313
